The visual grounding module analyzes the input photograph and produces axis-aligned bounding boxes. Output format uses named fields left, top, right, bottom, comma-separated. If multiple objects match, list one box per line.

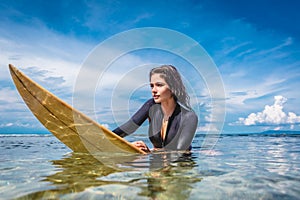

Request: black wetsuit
left=113, top=99, right=198, bottom=150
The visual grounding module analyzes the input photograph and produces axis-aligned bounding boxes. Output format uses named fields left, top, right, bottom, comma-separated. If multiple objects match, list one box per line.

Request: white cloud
left=0, top=18, right=95, bottom=132
left=0, top=19, right=93, bottom=89
left=223, top=69, right=300, bottom=115
left=256, top=37, right=293, bottom=56
left=0, top=123, right=13, bottom=127
left=0, top=121, right=38, bottom=129
left=219, top=34, right=300, bottom=118
left=238, top=95, right=300, bottom=126
left=197, top=123, right=219, bottom=132
left=0, top=87, right=20, bottom=103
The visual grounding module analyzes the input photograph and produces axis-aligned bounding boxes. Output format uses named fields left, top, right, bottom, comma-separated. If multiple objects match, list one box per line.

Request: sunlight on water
left=0, top=134, right=300, bottom=199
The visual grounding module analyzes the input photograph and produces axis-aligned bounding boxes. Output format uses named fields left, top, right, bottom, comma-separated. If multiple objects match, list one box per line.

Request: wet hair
left=150, top=65, right=191, bottom=110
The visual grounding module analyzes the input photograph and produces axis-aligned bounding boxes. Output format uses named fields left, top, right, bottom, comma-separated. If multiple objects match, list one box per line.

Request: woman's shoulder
left=139, top=98, right=157, bottom=111
left=143, top=98, right=156, bottom=107
left=145, top=98, right=155, bottom=104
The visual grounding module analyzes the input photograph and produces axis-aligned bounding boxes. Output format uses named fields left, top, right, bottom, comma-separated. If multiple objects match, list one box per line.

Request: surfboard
left=9, top=64, right=145, bottom=154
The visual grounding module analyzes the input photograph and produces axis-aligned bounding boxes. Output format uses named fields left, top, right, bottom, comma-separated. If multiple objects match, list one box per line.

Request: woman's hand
left=131, top=141, right=151, bottom=153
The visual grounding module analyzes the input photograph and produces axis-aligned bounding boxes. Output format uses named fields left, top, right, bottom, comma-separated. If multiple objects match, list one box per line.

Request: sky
left=0, top=0, right=300, bottom=134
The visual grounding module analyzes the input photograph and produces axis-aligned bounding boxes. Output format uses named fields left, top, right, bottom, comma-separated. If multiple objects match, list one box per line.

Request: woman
left=113, top=65, right=198, bottom=152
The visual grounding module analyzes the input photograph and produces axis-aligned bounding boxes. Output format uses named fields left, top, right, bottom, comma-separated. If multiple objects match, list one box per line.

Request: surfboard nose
left=8, top=64, right=18, bottom=75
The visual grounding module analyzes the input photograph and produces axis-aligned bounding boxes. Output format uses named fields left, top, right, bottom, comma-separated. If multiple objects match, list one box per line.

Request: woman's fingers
left=132, top=141, right=150, bottom=153
left=132, top=140, right=145, bottom=147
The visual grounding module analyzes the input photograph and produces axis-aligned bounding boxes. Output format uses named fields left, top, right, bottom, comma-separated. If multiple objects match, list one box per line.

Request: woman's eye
left=150, top=82, right=165, bottom=88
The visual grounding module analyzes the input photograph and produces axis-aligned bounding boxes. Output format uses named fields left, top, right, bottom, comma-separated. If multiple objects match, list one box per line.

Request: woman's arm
left=112, top=99, right=155, bottom=137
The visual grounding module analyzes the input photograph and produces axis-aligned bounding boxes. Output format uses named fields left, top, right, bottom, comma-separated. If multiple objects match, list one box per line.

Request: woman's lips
left=153, top=95, right=159, bottom=99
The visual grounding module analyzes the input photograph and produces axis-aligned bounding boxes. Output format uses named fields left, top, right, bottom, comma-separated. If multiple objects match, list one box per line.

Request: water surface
left=0, top=133, right=299, bottom=199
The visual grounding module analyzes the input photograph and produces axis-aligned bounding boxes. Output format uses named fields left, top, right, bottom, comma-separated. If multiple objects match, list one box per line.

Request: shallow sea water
left=0, top=133, right=299, bottom=199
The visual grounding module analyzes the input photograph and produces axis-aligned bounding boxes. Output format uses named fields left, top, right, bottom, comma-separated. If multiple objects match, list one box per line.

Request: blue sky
left=0, top=0, right=300, bottom=134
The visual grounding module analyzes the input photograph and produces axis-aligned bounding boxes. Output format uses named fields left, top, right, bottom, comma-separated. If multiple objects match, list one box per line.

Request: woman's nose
left=152, top=86, right=157, bottom=93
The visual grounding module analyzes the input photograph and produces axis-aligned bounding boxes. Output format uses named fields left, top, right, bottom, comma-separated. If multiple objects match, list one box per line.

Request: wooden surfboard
left=9, top=64, right=145, bottom=154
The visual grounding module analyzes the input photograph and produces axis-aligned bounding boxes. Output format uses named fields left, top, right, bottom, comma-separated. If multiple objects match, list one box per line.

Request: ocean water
left=0, top=133, right=299, bottom=200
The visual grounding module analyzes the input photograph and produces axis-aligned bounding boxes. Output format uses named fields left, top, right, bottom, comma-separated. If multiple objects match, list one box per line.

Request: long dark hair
left=150, top=65, right=191, bottom=110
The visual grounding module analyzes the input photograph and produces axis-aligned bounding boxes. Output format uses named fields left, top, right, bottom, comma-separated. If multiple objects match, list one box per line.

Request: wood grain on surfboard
left=9, top=64, right=145, bottom=154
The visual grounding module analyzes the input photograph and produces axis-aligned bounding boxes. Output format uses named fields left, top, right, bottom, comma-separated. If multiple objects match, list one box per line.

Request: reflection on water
left=142, top=152, right=200, bottom=200
left=16, top=151, right=201, bottom=199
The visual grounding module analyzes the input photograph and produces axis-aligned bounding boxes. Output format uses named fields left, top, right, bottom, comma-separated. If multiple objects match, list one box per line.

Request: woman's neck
left=161, top=98, right=176, bottom=120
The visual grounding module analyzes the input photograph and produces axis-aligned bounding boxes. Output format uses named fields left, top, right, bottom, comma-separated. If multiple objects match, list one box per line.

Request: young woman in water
left=113, top=65, right=198, bottom=152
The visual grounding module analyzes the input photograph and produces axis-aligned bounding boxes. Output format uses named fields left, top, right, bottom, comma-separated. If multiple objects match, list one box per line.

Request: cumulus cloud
left=238, top=95, right=300, bottom=126
left=197, top=124, right=219, bottom=132
left=0, top=121, right=34, bottom=128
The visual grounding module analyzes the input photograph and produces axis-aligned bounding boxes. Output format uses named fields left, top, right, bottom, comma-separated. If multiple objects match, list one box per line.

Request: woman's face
left=150, top=73, right=173, bottom=103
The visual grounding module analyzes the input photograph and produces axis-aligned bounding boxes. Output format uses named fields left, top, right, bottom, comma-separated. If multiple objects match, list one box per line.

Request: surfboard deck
left=9, top=64, right=145, bottom=154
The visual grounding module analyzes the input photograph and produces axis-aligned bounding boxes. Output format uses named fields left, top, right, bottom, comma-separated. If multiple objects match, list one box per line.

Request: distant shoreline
left=1, top=130, right=300, bottom=137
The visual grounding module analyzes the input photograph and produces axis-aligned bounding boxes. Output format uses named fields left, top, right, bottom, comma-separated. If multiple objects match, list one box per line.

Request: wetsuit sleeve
left=176, top=111, right=198, bottom=150
left=112, top=99, right=154, bottom=137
